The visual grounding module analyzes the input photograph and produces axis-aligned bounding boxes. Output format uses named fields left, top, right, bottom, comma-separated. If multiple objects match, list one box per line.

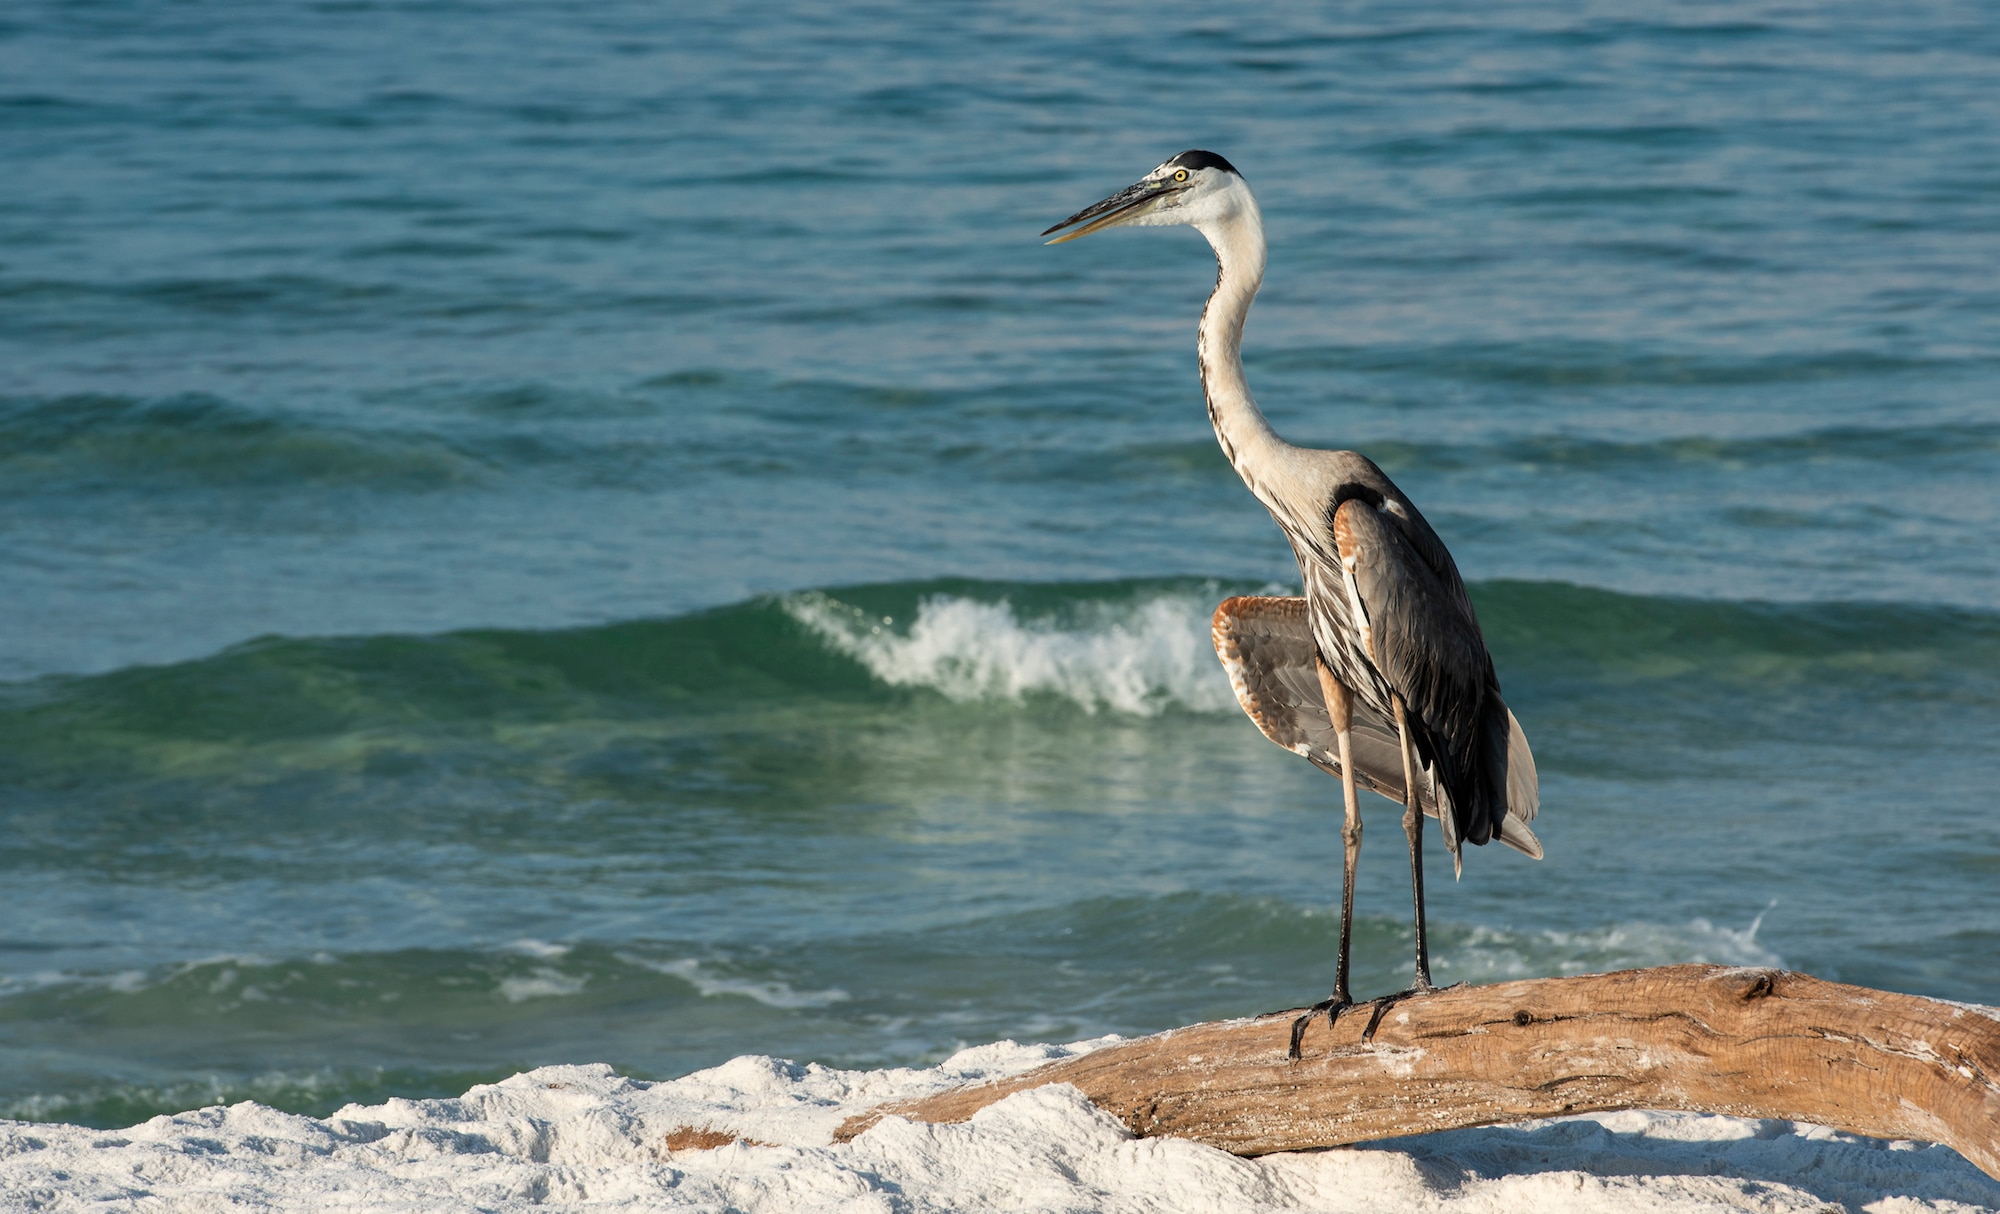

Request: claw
left=1287, top=995, right=1354, bottom=1059
left=1360, top=981, right=1443, bottom=1041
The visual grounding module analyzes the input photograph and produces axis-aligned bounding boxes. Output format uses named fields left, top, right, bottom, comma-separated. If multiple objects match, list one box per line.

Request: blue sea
left=3, top=0, right=1997, bottom=1127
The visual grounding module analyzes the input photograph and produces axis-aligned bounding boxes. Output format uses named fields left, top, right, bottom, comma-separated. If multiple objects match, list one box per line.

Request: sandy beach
left=6, top=1037, right=1998, bottom=1212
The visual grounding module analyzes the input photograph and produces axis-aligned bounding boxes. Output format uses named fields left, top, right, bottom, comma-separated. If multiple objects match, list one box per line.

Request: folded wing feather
left=1212, top=595, right=1542, bottom=858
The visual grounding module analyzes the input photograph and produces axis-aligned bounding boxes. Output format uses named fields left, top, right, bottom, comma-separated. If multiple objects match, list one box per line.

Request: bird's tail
left=1436, top=700, right=1540, bottom=873
left=1434, top=766, right=1463, bottom=879
left=1495, top=708, right=1542, bottom=859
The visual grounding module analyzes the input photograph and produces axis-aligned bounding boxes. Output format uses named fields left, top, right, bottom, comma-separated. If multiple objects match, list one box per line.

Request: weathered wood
left=834, top=965, right=2000, bottom=1180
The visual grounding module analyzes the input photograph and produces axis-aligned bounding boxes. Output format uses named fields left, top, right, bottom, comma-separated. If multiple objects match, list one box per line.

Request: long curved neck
left=1195, top=204, right=1293, bottom=507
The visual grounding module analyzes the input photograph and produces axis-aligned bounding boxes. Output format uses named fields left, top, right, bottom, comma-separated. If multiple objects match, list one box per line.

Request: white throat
left=1190, top=187, right=1297, bottom=510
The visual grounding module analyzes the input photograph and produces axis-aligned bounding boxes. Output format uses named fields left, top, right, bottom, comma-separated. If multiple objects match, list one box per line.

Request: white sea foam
left=507, top=938, right=573, bottom=959
left=624, top=955, right=849, bottom=1010
left=0, top=954, right=278, bottom=1001
left=0, top=970, right=100, bottom=999
left=3, top=1041, right=1993, bottom=1212
left=1447, top=907, right=1784, bottom=985
left=786, top=590, right=1244, bottom=716
left=496, top=968, right=586, bottom=1003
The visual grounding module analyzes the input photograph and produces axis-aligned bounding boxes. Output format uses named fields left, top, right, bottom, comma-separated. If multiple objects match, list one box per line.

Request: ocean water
left=2, top=0, right=1997, bottom=1129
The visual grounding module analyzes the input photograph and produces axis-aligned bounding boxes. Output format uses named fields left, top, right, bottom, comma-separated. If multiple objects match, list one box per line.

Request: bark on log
left=834, top=965, right=2000, bottom=1181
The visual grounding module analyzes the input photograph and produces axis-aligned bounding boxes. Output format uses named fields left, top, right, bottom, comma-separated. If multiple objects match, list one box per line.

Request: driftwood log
left=835, top=965, right=2000, bottom=1181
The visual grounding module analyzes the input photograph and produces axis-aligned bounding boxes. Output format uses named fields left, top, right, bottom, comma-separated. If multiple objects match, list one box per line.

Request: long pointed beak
left=1041, top=178, right=1176, bottom=244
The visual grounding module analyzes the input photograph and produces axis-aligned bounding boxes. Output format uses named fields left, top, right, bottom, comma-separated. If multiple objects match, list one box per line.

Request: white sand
left=4, top=1038, right=1995, bottom=1212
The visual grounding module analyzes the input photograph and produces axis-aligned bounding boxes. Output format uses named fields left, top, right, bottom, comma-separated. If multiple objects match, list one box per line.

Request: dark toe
left=1287, top=995, right=1354, bottom=1059
left=1360, top=984, right=1447, bottom=1040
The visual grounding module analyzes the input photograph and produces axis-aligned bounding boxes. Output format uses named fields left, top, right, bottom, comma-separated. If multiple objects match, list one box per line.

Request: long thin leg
left=1393, top=695, right=1434, bottom=991
left=1360, top=696, right=1440, bottom=1042
left=1289, top=659, right=1361, bottom=1060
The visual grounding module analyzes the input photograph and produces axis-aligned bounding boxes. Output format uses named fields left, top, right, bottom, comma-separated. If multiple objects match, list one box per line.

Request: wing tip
left=1504, top=708, right=1540, bottom=825
left=1498, top=817, right=1544, bottom=860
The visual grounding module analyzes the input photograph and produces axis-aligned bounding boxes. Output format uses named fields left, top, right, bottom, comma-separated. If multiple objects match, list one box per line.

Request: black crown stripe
left=1165, top=149, right=1240, bottom=175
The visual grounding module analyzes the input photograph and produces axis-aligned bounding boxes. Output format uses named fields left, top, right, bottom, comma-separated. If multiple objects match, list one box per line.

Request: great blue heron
left=1044, top=150, right=1541, bottom=1055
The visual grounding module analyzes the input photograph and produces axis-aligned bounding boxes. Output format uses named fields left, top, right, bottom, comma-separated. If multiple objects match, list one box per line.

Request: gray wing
left=1213, top=594, right=1540, bottom=858
left=1332, top=501, right=1541, bottom=859
left=1211, top=595, right=1429, bottom=813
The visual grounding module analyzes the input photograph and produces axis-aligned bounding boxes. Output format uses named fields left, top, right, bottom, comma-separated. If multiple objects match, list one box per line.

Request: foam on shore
left=4, top=1039, right=1994, bottom=1213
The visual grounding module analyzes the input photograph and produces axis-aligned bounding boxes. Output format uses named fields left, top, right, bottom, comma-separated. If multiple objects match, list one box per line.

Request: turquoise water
left=4, top=1, right=1998, bottom=1127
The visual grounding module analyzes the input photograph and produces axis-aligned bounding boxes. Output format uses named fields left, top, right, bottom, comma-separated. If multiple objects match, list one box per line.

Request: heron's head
left=1042, top=150, right=1251, bottom=244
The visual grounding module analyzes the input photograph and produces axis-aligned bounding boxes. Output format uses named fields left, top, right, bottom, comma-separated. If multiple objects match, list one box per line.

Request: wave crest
left=784, top=589, right=1242, bottom=716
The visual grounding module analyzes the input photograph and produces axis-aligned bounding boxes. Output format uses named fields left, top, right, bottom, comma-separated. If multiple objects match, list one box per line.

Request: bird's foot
left=1286, top=994, right=1354, bottom=1060
left=1359, top=979, right=1462, bottom=1041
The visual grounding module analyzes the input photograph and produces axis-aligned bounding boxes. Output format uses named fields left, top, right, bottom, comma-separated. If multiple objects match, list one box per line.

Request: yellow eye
left=1173, top=169, right=1189, bottom=182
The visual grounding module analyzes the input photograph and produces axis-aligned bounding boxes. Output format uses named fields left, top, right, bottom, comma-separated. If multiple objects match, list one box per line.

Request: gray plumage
left=1047, top=150, right=1542, bottom=1037
left=1212, top=594, right=1541, bottom=860
left=1292, top=453, right=1533, bottom=864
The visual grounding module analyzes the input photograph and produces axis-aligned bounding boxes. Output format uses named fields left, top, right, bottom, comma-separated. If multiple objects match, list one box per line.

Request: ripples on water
left=2, top=0, right=1997, bottom=1124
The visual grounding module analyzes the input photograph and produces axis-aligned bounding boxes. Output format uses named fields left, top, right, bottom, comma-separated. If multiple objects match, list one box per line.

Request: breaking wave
left=783, top=588, right=1245, bottom=716
left=5, top=577, right=1995, bottom=778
